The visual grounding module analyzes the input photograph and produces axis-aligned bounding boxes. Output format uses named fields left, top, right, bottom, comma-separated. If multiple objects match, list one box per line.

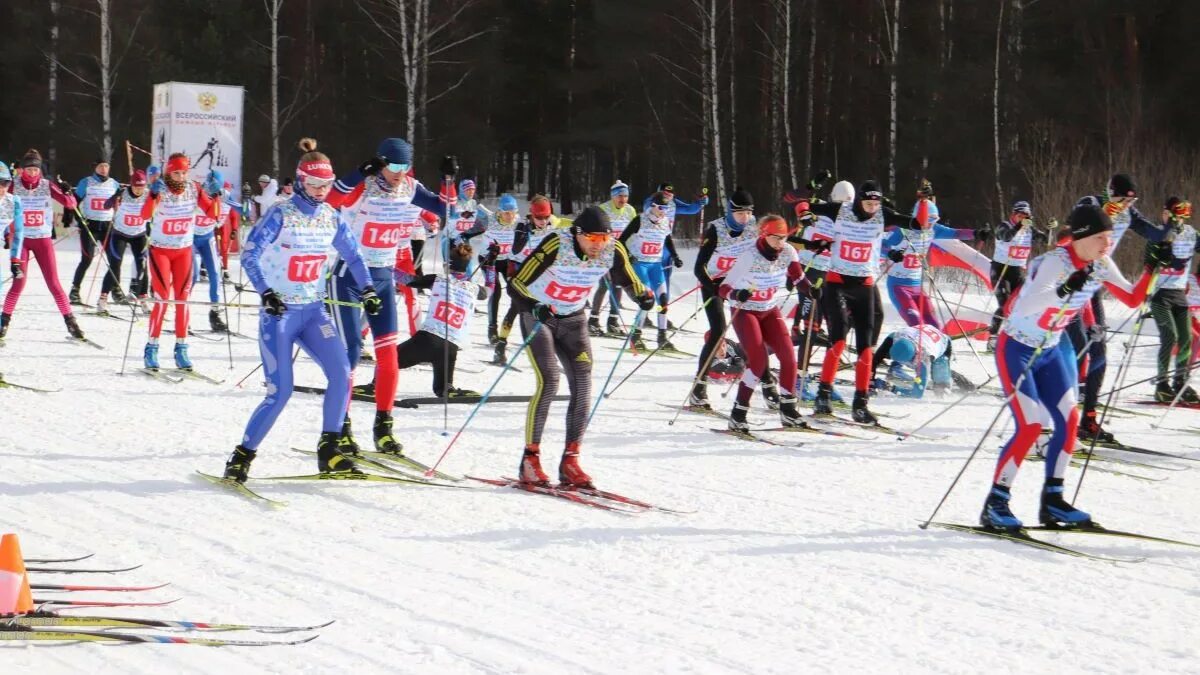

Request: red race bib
left=433, top=301, right=467, bottom=329
left=641, top=241, right=663, bottom=256
left=544, top=280, right=592, bottom=303
left=749, top=288, right=776, bottom=303
left=90, top=197, right=109, bottom=211
left=161, top=217, right=192, bottom=235
left=902, top=254, right=921, bottom=269
left=1009, top=245, right=1030, bottom=260
left=716, top=256, right=736, bottom=272
left=123, top=214, right=144, bottom=227
left=1036, top=307, right=1079, bottom=331
left=363, top=222, right=401, bottom=248
left=24, top=212, right=45, bottom=227
left=287, top=254, right=326, bottom=282
left=839, top=241, right=872, bottom=262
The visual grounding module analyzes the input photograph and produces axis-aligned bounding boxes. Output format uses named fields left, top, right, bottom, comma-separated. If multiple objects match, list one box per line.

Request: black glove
left=530, top=302, right=555, bottom=323
left=361, top=287, right=383, bottom=316
left=975, top=226, right=992, bottom=244
left=439, top=155, right=459, bottom=178
left=54, top=175, right=73, bottom=194
left=887, top=249, right=905, bottom=263
left=1031, top=228, right=1050, bottom=246
left=406, top=273, right=438, bottom=290
left=1057, top=265, right=1093, bottom=298
left=11, top=259, right=23, bottom=279
left=808, top=238, right=832, bottom=254
left=261, top=289, right=286, bottom=317
left=732, top=288, right=753, bottom=303
left=1146, top=242, right=1173, bottom=269
left=359, top=155, right=386, bottom=176
left=460, top=210, right=475, bottom=220
left=671, top=253, right=683, bottom=269
left=809, top=281, right=823, bottom=301
left=806, top=169, right=832, bottom=191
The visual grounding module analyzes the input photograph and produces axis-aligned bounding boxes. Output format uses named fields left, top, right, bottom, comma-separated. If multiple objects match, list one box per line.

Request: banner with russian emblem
left=150, top=82, right=245, bottom=191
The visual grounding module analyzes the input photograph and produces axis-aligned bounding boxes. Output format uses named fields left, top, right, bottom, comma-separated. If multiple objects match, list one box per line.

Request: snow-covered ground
left=2, top=236, right=1199, bottom=673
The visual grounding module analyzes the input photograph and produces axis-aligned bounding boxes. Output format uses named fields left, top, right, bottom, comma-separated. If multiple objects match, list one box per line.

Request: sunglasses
left=863, top=192, right=883, bottom=201
left=580, top=232, right=612, bottom=244
left=386, top=163, right=409, bottom=174
left=302, top=176, right=334, bottom=190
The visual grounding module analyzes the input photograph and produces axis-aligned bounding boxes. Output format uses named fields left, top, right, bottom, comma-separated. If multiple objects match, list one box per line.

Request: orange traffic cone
left=0, top=533, right=34, bottom=614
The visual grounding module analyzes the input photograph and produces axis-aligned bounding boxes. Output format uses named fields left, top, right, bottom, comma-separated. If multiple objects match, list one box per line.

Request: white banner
left=150, top=82, right=244, bottom=191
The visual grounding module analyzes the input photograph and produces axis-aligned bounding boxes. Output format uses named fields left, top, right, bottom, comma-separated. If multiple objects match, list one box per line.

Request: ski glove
left=10, top=259, right=23, bottom=279
left=1057, top=264, right=1093, bottom=298
left=732, top=288, right=753, bottom=303
left=261, top=289, right=286, bottom=317
left=887, top=249, right=905, bottom=264
left=440, top=155, right=459, bottom=178
left=671, top=253, right=683, bottom=269
left=359, top=155, right=386, bottom=176
left=361, top=288, right=383, bottom=316
left=530, top=302, right=555, bottom=323
left=636, top=290, right=656, bottom=311
left=1086, top=323, right=1107, bottom=345
left=405, top=273, right=438, bottom=290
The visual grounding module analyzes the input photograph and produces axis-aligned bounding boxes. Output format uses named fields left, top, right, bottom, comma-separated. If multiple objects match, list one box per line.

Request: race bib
left=641, top=241, right=663, bottom=257
left=455, top=219, right=473, bottom=233
left=363, top=222, right=401, bottom=248
left=287, top=254, right=326, bottom=282
left=161, top=217, right=191, bottom=235
left=749, top=288, right=776, bottom=303
left=433, top=301, right=467, bottom=329
left=123, top=214, right=144, bottom=227
left=716, top=256, right=736, bottom=272
left=544, top=280, right=592, bottom=303
left=396, top=221, right=414, bottom=239
left=1036, top=307, right=1078, bottom=331
left=90, top=198, right=108, bottom=211
left=24, top=212, right=45, bottom=227
left=902, top=254, right=921, bottom=269
left=839, top=241, right=872, bottom=262
left=1009, top=245, right=1030, bottom=261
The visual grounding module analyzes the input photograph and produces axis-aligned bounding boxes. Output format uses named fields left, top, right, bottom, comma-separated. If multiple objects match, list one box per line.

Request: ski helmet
left=831, top=180, right=855, bottom=203
left=890, top=336, right=917, bottom=364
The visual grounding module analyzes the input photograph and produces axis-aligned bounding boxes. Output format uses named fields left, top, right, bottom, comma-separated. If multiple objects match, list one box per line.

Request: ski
left=568, top=487, right=693, bottom=514
left=467, top=476, right=635, bottom=512
left=26, top=564, right=141, bottom=574
left=25, top=554, right=93, bottom=564
left=65, top=336, right=104, bottom=350
left=140, top=368, right=184, bottom=384
left=195, top=471, right=286, bottom=507
left=88, top=310, right=134, bottom=323
left=31, top=583, right=168, bottom=593
left=288, top=447, right=434, bottom=481
left=5, top=612, right=334, bottom=634
left=604, top=345, right=689, bottom=360
left=35, top=598, right=179, bottom=609
left=396, top=394, right=569, bottom=407
left=1082, top=439, right=1199, bottom=463
left=480, top=358, right=523, bottom=373
left=710, top=428, right=803, bottom=448
left=186, top=329, right=224, bottom=342
left=927, top=522, right=1144, bottom=563
left=809, top=412, right=937, bottom=440
left=756, top=425, right=872, bottom=441
left=657, top=402, right=738, bottom=423
left=1024, top=455, right=1165, bottom=482
left=353, top=449, right=461, bottom=482
left=173, top=369, right=226, bottom=385
left=253, top=471, right=455, bottom=488
left=0, top=627, right=317, bottom=646
left=1024, top=523, right=1200, bottom=548
left=1133, top=399, right=1200, bottom=410
left=0, top=378, right=62, bottom=393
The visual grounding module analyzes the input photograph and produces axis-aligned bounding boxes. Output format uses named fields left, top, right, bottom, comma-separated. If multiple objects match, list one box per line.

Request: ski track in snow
left=2, top=240, right=1199, bottom=673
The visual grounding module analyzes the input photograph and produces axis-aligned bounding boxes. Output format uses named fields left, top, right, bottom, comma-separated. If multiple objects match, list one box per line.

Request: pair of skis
left=140, top=368, right=225, bottom=385
left=927, top=521, right=1200, bottom=563
left=1, top=612, right=328, bottom=646
left=467, top=476, right=686, bottom=514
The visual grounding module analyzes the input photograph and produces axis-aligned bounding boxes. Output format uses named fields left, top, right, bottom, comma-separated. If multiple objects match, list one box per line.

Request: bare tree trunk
left=803, top=0, right=816, bottom=178
left=1006, top=0, right=1024, bottom=156
left=992, top=0, right=1006, bottom=211
left=560, top=0, right=577, bottom=214
left=704, top=0, right=726, bottom=203
left=727, top=0, right=737, bottom=188
left=266, top=0, right=284, bottom=177
left=48, top=0, right=60, bottom=167
left=883, top=0, right=901, bottom=195
left=417, top=0, right=430, bottom=146
left=98, top=0, right=113, bottom=161
left=781, top=0, right=797, bottom=187
left=770, top=5, right=782, bottom=201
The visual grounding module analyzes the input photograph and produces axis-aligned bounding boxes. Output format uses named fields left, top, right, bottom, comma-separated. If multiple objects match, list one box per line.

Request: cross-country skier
left=1146, top=197, right=1199, bottom=402
left=643, top=181, right=706, bottom=313
left=590, top=180, right=638, bottom=337
left=691, top=187, right=758, bottom=409
left=871, top=325, right=953, bottom=398
left=191, top=172, right=228, bottom=332
left=324, top=138, right=450, bottom=456
left=496, top=196, right=565, bottom=364
left=718, top=214, right=809, bottom=431
left=620, top=192, right=681, bottom=350
left=1, top=149, right=85, bottom=341
left=881, top=180, right=977, bottom=329
left=139, top=153, right=222, bottom=370
left=221, top=138, right=378, bottom=482
left=982, top=202, right=1156, bottom=532
left=444, top=179, right=490, bottom=277
left=69, top=159, right=121, bottom=305
left=509, top=205, right=654, bottom=488
left=397, top=240, right=481, bottom=397
left=0, top=162, right=25, bottom=306
left=478, top=193, right=521, bottom=345
left=981, top=200, right=1049, bottom=351
left=799, top=180, right=924, bottom=423
left=96, top=170, right=150, bottom=313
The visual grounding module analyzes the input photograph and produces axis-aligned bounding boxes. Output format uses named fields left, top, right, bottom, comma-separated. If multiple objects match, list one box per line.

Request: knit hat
left=1076, top=195, right=1101, bottom=208
left=20, top=149, right=42, bottom=169
left=376, top=138, right=413, bottom=166
left=610, top=180, right=630, bottom=196
left=498, top=193, right=518, bottom=212
left=1108, top=173, right=1136, bottom=199
left=1067, top=203, right=1113, bottom=240
left=529, top=196, right=553, bottom=218
left=728, top=187, right=754, bottom=212
left=130, top=170, right=147, bottom=187
left=758, top=215, right=789, bottom=237
left=859, top=180, right=883, bottom=201
left=890, top=336, right=917, bottom=364
left=1011, top=200, right=1032, bottom=216
left=459, top=179, right=476, bottom=193
left=572, top=205, right=611, bottom=234
left=831, top=180, right=855, bottom=203
left=257, top=174, right=271, bottom=183
left=0, top=163, right=11, bottom=182
left=94, top=158, right=108, bottom=168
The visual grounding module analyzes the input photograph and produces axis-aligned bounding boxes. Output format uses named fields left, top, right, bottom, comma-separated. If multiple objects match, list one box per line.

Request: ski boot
left=986, top=335, right=998, bottom=353
left=174, top=343, right=193, bottom=371
left=0, top=313, right=10, bottom=339
left=980, top=484, right=1022, bottom=532
left=488, top=325, right=500, bottom=345
left=352, top=381, right=376, bottom=398
left=110, top=286, right=128, bottom=305
left=209, top=308, right=228, bottom=333
left=727, top=402, right=751, bottom=433
left=317, top=431, right=362, bottom=475
left=587, top=316, right=605, bottom=337
left=1038, top=479, right=1091, bottom=528
left=811, top=331, right=831, bottom=348
left=606, top=315, right=626, bottom=338
left=492, top=340, right=507, bottom=365
left=558, top=442, right=594, bottom=489
left=797, top=374, right=817, bottom=402
left=222, top=270, right=231, bottom=282
left=813, top=382, right=834, bottom=415
left=64, top=315, right=85, bottom=340
left=143, top=343, right=160, bottom=370
left=687, top=383, right=711, bottom=410
left=1177, top=383, right=1200, bottom=405
left=851, top=391, right=878, bottom=425
left=445, top=386, right=481, bottom=398
left=779, top=394, right=805, bottom=428
left=96, top=295, right=110, bottom=315
left=222, top=445, right=257, bottom=483
left=656, top=328, right=676, bottom=352
left=518, top=445, right=550, bottom=486
left=373, top=411, right=404, bottom=455
left=1154, top=379, right=1176, bottom=403
left=199, top=268, right=208, bottom=281
left=628, top=329, right=647, bottom=351
left=1033, top=431, right=1051, bottom=459
left=761, top=376, right=780, bottom=410
left=1076, top=411, right=1114, bottom=444
left=339, top=415, right=362, bottom=456
left=68, top=285, right=84, bottom=306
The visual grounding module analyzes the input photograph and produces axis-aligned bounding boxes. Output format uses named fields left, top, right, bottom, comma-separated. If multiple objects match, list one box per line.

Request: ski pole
left=898, top=373, right=997, bottom=441
left=919, top=294, right=1078, bottom=530
left=425, top=320, right=543, bottom=477
left=664, top=284, right=701, bottom=307
left=925, top=262, right=994, bottom=378
left=669, top=306, right=741, bottom=426
left=587, top=309, right=646, bottom=426
left=604, top=297, right=713, bottom=398
left=117, top=297, right=139, bottom=376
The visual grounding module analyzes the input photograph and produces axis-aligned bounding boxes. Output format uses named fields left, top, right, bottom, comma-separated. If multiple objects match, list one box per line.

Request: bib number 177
left=287, top=254, right=326, bottom=282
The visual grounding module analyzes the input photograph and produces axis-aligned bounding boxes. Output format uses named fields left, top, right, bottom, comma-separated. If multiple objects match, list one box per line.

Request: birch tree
left=48, top=0, right=60, bottom=166
left=992, top=0, right=1006, bottom=210
left=879, top=0, right=901, bottom=195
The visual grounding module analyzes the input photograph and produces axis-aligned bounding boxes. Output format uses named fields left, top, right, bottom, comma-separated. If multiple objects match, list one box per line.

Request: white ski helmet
left=831, top=180, right=855, bottom=203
